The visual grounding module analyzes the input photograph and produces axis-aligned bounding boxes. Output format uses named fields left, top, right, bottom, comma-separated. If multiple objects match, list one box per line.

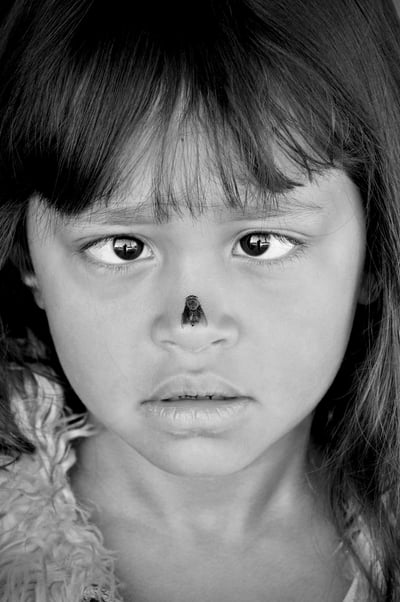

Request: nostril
left=191, top=338, right=227, bottom=353
left=152, top=313, right=239, bottom=352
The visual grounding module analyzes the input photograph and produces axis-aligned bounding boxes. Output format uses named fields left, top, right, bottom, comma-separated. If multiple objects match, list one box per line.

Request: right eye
left=85, top=236, right=152, bottom=265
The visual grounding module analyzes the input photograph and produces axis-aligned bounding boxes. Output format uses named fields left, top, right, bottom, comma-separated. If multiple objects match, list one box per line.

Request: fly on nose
left=181, top=295, right=208, bottom=327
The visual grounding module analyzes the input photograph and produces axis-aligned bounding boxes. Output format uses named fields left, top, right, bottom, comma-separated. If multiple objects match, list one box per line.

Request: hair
left=0, top=0, right=400, bottom=598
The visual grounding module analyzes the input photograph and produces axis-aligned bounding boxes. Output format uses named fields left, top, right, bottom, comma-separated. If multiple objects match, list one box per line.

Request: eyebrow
left=67, top=195, right=324, bottom=227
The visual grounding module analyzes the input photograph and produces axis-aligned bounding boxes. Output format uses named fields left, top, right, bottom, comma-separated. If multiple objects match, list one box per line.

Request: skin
left=26, top=142, right=367, bottom=601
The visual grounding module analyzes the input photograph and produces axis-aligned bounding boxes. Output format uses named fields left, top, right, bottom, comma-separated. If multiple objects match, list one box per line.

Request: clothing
left=0, top=374, right=121, bottom=601
left=0, top=373, right=369, bottom=601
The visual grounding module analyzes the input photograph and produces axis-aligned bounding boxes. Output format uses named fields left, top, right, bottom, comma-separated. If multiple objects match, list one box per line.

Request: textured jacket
left=0, top=374, right=121, bottom=601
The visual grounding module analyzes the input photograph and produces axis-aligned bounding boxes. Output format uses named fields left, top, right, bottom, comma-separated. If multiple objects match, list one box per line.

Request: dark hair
left=1, top=0, right=400, bottom=598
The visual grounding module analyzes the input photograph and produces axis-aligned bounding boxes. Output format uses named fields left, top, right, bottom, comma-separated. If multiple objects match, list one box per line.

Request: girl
left=0, top=0, right=399, bottom=600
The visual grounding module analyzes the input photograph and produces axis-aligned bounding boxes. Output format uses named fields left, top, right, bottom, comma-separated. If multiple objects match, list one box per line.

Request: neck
left=70, top=418, right=323, bottom=542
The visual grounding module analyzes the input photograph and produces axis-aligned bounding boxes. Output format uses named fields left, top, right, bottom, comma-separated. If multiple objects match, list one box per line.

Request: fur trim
left=0, top=373, right=123, bottom=601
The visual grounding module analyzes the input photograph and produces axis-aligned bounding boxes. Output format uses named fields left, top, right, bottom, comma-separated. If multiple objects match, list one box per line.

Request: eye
left=85, top=236, right=151, bottom=265
left=234, top=232, right=298, bottom=261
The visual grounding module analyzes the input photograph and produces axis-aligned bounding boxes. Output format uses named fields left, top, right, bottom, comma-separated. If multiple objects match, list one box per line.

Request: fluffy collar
left=0, top=373, right=122, bottom=602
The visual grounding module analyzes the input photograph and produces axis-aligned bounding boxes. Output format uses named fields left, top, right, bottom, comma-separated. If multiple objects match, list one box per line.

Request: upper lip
left=144, top=374, right=247, bottom=402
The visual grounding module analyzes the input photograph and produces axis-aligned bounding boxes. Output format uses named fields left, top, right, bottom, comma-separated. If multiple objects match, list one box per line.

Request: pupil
left=240, top=233, right=270, bottom=256
left=113, top=238, right=143, bottom=260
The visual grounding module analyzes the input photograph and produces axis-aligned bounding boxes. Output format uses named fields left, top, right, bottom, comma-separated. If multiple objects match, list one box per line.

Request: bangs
left=0, top=0, right=376, bottom=220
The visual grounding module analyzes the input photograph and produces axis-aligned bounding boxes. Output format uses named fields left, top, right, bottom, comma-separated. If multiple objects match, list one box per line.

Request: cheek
left=249, top=250, right=363, bottom=411
left=284, top=286, right=355, bottom=380
left=41, top=277, right=151, bottom=411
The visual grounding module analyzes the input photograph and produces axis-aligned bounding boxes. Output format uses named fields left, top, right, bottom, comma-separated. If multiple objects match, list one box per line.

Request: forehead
left=29, top=167, right=363, bottom=245
left=66, top=127, right=326, bottom=226
left=31, top=119, right=354, bottom=230
left=59, top=173, right=340, bottom=230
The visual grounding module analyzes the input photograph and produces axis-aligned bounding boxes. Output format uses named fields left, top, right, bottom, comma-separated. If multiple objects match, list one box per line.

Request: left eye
left=86, top=236, right=151, bottom=264
left=234, top=232, right=297, bottom=260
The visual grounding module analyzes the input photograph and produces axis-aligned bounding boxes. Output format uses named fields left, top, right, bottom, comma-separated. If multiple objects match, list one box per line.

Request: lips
left=141, top=374, right=253, bottom=432
left=144, top=373, right=246, bottom=403
left=161, top=394, right=237, bottom=402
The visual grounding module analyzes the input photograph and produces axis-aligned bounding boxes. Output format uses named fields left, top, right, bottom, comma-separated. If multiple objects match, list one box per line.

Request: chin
left=140, top=437, right=255, bottom=477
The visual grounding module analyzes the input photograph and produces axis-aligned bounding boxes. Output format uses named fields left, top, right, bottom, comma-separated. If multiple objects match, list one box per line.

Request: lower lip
left=141, top=398, right=252, bottom=432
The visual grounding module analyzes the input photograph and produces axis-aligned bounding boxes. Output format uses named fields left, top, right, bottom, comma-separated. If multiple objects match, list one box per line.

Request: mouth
left=141, top=374, right=253, bottom=432
left=145, top=373, right=247, bottom=403
left=160, top=394, right=239, bottom=401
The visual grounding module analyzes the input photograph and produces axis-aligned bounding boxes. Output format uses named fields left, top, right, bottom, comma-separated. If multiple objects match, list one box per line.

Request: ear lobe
left=358, top=271, right=380, bottom=305
left=22, top=273, right=45, bottom=310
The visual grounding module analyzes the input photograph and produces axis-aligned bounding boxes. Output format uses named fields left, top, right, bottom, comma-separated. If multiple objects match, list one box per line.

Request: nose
left=151, top=295, right=240, bottom=354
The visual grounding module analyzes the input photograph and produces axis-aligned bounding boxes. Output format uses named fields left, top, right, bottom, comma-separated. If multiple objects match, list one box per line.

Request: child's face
left=26, top=150, right=366, bottom=477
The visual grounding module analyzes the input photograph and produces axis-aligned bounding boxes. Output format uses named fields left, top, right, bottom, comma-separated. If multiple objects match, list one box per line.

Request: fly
left=181, top=295, right=208, bottom=327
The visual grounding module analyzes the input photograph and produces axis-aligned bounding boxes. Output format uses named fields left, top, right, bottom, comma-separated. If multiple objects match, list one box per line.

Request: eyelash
left=78, top=232, right=308, bottom=274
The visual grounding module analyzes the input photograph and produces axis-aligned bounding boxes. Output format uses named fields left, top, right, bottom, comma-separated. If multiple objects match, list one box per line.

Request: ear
left=358, top=271, right=380, bottom=306
left=21, top=273, right=45, bottom=310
